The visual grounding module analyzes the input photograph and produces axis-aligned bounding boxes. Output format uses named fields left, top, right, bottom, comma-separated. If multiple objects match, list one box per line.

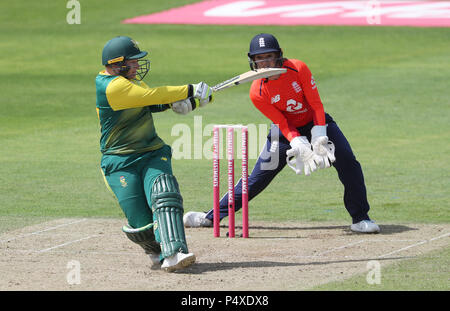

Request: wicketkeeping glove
left=311, top=125, right=336, bottom=169
left=191, top=82, right=214, bottom=107
left=171, top=97, right=199, bottom=115
left=286, top=136, right=321, bottom=176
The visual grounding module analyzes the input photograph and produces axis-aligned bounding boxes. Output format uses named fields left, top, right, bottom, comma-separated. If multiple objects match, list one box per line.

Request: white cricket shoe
left=351, top=220, right=380, bottom=233
left=161, top=252, right=196, bottom=272
left=183, top=211, right=213, bottom=227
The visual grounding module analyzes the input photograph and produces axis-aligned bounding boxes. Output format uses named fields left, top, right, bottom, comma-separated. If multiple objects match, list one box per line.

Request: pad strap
left=151, top=174, right=188, bottom=258
left=122, top=223, right=161, bottom=255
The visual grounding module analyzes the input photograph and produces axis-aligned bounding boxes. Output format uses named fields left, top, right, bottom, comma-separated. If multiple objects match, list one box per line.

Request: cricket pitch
left=0, top=218, right=449, bottom=290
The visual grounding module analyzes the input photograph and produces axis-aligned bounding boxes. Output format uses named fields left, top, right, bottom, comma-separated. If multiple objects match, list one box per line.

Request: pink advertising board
left=123, top=1, right=450, bottom=27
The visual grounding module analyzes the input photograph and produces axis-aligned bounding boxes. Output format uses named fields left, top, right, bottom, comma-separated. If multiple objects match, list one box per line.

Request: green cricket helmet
left=102, top=36, right=150, bottom=80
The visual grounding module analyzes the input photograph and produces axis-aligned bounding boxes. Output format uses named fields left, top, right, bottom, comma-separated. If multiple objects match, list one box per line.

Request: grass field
left=0, top=0, right=449, bottom=291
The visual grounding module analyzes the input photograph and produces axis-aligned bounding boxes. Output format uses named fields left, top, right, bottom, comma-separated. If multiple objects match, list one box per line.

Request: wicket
left=213, top=125, right=249, bottom=238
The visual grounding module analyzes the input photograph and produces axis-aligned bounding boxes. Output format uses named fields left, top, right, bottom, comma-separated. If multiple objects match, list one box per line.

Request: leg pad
left=152, top=174, right=188, bottom=258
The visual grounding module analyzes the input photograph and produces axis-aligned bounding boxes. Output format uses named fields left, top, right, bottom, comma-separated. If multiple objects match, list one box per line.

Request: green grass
left=0, top=0, right=449, bottom=290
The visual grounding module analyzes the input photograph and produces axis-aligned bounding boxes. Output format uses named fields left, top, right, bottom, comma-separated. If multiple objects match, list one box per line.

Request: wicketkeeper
left=95, top=36, right=214, bottom=272
left=184, top=33, right=380, bottom=233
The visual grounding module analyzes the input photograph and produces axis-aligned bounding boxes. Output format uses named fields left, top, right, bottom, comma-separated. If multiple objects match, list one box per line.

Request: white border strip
left=36, top=235, right=97, bottom=254
left=0, top=219, right=87, bottom=243
left=378, top=232, right=450, bottom=258
left=318, top=240, right=366, bottom=256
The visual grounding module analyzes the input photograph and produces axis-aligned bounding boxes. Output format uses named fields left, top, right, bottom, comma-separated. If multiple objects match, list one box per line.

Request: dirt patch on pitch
left=0, top=218, right=449, bottom=291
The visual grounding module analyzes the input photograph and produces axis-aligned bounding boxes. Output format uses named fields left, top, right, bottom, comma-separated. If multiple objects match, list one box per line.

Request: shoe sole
left=163, top=254, right=196, bottom=273
left=350, top=226, right=380, bottom=233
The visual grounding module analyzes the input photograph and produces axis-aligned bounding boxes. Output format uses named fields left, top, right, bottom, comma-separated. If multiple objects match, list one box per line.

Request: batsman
left=95, top=36, right=214, bottom=272
left=184, top=33, right=380, bottom=234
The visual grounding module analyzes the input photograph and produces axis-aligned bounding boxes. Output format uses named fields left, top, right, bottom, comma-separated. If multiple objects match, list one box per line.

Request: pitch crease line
left=36, top=235, right=98, bottom=254
left=0, top=218, right=87, bottom=243
left=317, top=240, right=366, bottom=256
left=378, top=232, right=450, bottom=258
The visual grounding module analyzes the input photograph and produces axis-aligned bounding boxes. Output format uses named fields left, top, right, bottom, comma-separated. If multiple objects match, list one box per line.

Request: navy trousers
left=205, top=114, right=371, bottom=224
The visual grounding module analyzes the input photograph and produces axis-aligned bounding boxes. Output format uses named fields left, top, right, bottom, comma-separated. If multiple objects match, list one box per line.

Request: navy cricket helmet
left=247, top=33, right=284, bottom=70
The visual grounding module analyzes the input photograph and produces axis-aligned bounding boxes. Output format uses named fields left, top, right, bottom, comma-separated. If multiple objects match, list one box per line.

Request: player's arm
left=148, top=104, right=171, bottom=113
left=252, top=90, right=321, bottom=176
left=251, top=83, right=321, bottom=176
left=105, top=76, right=189, bottom=111
left=298, top=62, right=326, bottom=126
left=298, top=62, right=335, bottom=168
left=250, top=87, right=299, bottom=142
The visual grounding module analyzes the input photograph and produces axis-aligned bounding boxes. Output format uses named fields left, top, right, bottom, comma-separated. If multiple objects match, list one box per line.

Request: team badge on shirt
left=292, top=81, right=302, bottom=93
left=120, top=176, right=128, bottom=187
left=311, top=76, right=317, bottom=89
left=271, top=94, right=280, bottom=104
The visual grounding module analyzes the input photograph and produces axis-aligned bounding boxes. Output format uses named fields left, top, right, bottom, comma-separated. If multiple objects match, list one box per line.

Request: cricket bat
left=211, top=68, right=287, bottom=92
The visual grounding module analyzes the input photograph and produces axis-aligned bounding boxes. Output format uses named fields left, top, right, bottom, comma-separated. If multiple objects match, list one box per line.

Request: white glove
left=286, top=136, right=321, bottom=176
left=192, top=82, right=214, bottom=107
left=171, top=97, right=199, bottom=115
left=311, top=125, right=336, bottom=169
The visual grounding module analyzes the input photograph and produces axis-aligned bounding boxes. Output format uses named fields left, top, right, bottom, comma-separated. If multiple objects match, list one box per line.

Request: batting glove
left=171, top=97, right=199, bottom=115
left=311, top=125, right=336, bottom=169
left=286, top=136, right=321, bottom=176
left=191, top=82, right=214, bottom=107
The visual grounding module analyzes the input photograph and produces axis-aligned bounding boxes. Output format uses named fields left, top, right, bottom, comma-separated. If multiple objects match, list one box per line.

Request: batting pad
left=151, top=174, right=189, bottom=258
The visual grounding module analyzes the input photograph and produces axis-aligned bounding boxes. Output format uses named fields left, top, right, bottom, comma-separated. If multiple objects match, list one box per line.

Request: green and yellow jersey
left=95, top=71, right=189, bottom=155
